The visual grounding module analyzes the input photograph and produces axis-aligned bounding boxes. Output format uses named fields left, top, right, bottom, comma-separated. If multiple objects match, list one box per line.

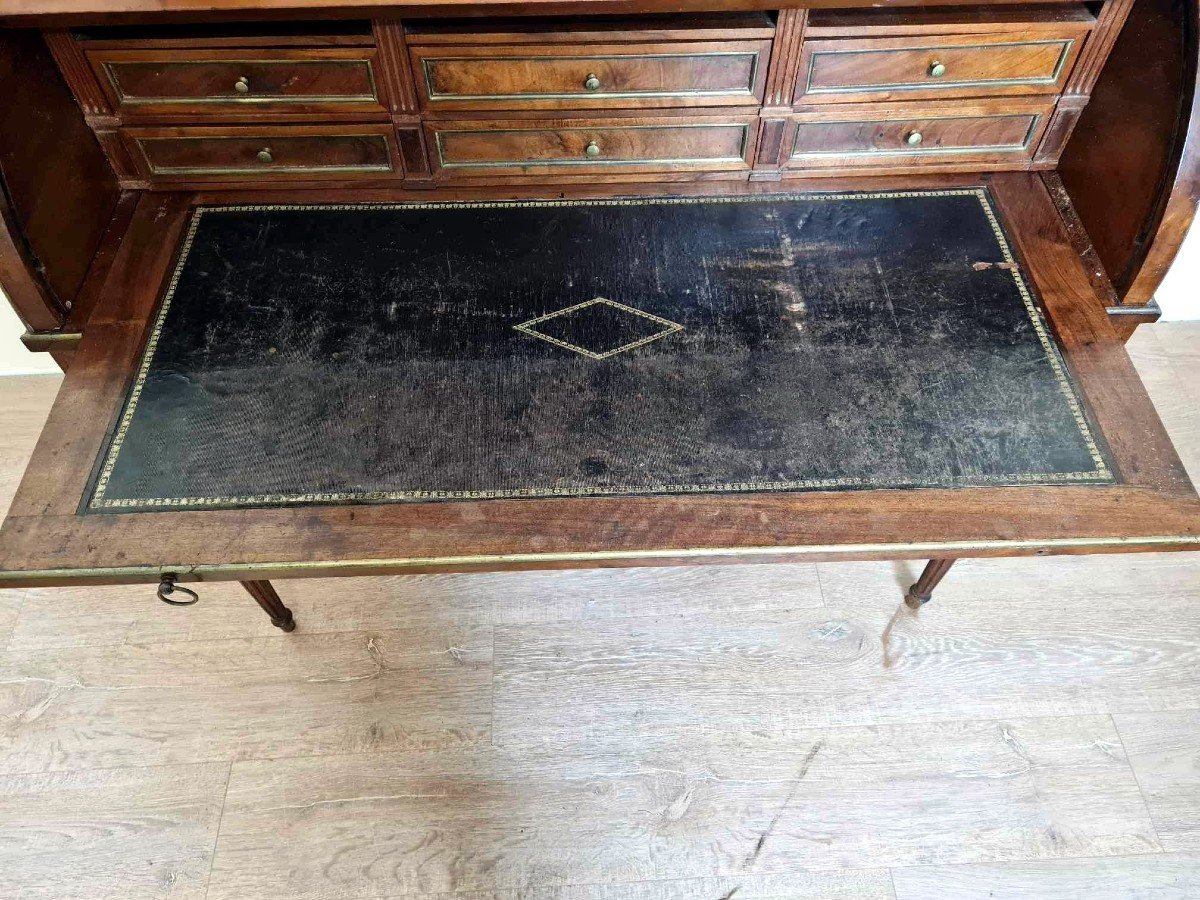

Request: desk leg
left=241, top=580, right=296, bottom=632
left=904, top=559, right=955, bottom=609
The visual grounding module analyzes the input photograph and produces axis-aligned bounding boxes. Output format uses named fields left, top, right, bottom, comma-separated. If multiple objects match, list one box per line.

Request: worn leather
left=87, top=189, right=1113, bottom=512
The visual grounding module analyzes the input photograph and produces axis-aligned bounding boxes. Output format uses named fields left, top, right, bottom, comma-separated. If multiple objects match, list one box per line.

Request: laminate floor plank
left=813, top=553, right=1200, bottom=714
left=488, top=563, right=825, bottom=626
left=1148, top=322, right=1200, bottom=372
left=1115, top=711, right=1200, bottom=853
left=0, top=625, right=491, bottom=774
left=0, top=587, right=19, bottom=651
left=0, top=762, right=228, bottom=899
left=492, top=553, right=1200, bottom=741
left=6, top=563, right=821, bottom=652
left=8, top=577, right=494, bottom=651
left=351, top=869, right=896, bottom=899
left=1128, top=328, right=1200, bottom=483
left=206, top=716, right=1155, bottom=899
left=0, top=375, right=59, bottom=651
left=891, top=854, right=1200, bottom=899
left=0, top=374, right=60, bottom=518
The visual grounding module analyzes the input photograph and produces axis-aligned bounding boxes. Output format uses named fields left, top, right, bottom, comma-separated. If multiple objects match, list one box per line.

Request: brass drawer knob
left=235, top=75, right=251, bottom=94
left=905, top=131, right=923, bottom=146
left=928, top=61, right=947, bottom=78
left=256, top=147, right=274, bottom=163
left=584, top=73, right=602, bottom=92
left=585, top=140, right=601, bottom=157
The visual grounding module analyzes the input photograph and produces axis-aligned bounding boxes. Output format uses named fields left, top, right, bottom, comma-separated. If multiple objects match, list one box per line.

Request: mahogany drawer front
left=88, top=48, right=385, bottom=118
left=786, top=99, right=1053, bottom=170
left=795, top=31, right=1089, bottom=104
left=428, top=117, right=754, bottom=176
left=127, top=126, right=397, bottom=181
left=409, top=41, right=771, bottom=110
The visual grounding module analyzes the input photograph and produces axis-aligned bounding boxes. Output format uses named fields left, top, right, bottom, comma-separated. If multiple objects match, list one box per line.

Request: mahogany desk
left=0, top=0, right=1198, bottom=629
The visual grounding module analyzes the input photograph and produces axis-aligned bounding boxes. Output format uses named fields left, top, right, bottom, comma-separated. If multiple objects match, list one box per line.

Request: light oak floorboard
left=0, top=587, right=19, bottom=652
left=356, top=869, right=897, bottom=899
left=1147, top=322, right=1200, bottom=370
left=0, top=374, right=60, bottom=651
left=492, top=553, right=1200, bottom=740
left=1116, top=711, right=1200, bottom=853
left=9, top=577, right=495, bottom=651
left=0, top=374, right=60, bottom=517
left=0, top=625, right=491, bottom=774
left=0, top=761, right=227, bottom=900
left=1129, top=327, right=1200, bottom=484
left=7, top=562, right=821, bottom=652
left=207, top=717, right=1156, bottom=899
left=891, top=854, right=1200, bottom=899
left=815, top=553, right=1200, bottom=713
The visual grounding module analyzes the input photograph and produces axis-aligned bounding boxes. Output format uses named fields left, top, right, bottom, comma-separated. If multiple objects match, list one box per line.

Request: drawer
left=427, top=116, right=754, bottom=177
left=795, top=30, right=1089, bottom=103
left=126, top=126, right=397, bottom=182
left=88, top=48, right=385, bottom=118
left=786, top=99, right=1054, bottom=170
left=409, top=41, right=771, bottom=110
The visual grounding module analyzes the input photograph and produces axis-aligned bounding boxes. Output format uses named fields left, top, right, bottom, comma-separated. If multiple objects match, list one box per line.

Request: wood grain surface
left=0, top=323, right=1199, bottom=897
left=207, top=717, right=1156, bottom=897
left=0, top=763, right=227, bottom=900
left=0, top=623, right=493, bottom=773
left=795, top=29, right=1089, bottom=104
left=892, top=855, right=1200, bottom=899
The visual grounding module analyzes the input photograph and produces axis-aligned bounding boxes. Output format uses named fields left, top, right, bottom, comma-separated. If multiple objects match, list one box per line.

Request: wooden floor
left=1, top=324, right=1199, bottom=900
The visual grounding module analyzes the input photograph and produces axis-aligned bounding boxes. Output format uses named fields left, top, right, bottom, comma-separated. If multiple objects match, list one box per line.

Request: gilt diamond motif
left=514, top=297, right=683, bottom=359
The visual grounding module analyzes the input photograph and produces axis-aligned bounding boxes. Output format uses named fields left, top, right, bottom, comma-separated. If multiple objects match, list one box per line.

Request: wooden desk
left=0, top=0, right=1197, bottom=629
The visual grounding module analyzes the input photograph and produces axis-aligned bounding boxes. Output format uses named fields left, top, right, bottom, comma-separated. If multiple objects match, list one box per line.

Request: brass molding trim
left=86, top=188, right=1111, bottom=512
left=101, top=58, right=380, bottom=106
left=803, top=38, right=1076, bottom=96
left=421, top=51, right=761, bottom=103
left=433, top=122, right=751, bottom=169
left=790, top=113, right=1042, bottom=159
left=134, top=134, right=395, bottom=176
left=4, top=535, right=1199, bottom=586
left=1106, top=300, right=1162, bottom=317
left=20, top=330, right=84, bottom=352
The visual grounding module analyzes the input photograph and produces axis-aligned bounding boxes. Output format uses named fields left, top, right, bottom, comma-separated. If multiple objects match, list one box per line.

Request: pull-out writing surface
left=89, top=188, right=1110, bottom=511
left=0, top=173, right=1197, bottom=588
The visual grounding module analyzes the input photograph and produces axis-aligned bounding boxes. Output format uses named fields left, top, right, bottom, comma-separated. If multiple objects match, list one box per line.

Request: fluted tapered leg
left=241, top=580, right=296, bottom=632
left=904, top=559, right=956, bottom=608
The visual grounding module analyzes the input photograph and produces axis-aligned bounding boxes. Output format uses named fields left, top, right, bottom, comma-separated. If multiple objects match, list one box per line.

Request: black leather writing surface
left=87, top=189, right=1112, bottom=512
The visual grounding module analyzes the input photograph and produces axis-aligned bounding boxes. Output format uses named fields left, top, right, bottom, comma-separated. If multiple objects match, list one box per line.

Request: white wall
left=0, top=294, right=60, bottom=375
left=0, top=224, right=1197, bottom=375
left=1157, top=222, right=1200, bottom=321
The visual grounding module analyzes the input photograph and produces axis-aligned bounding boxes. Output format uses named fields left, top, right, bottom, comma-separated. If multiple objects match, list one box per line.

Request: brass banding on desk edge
left=2, top=535, right=1198, bottom=585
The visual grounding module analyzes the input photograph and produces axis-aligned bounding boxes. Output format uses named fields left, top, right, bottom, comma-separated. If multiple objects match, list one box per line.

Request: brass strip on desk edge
left=2, top=535, right=1198, bottom=584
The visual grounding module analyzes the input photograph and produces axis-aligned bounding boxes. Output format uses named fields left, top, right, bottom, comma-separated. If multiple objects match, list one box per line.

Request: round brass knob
left=256, top=147, right=273, bottom=163
left=905, top=131, right=923, bottom=146
left=584, top=73, right=602, bottom=92
left=585, top=141, right=601, bottom=157
left=234, top=76, right=250, bottom=94
left=928, top=61, right=947, bottom=78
